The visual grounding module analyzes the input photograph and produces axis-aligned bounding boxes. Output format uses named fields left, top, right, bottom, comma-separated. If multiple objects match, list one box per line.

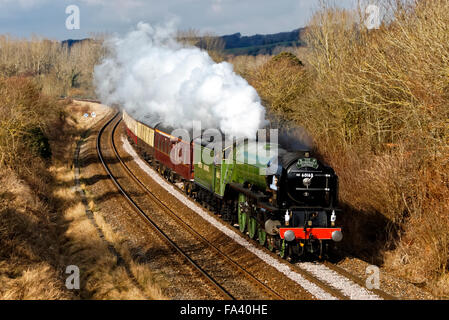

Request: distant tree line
left=0, top=35, right=105, bottom=98
left=221, top=28, right=304, bottom=49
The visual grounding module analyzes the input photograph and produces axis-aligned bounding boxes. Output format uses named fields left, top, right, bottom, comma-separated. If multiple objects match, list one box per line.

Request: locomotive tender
left=122, top=111, right=342, bottom=259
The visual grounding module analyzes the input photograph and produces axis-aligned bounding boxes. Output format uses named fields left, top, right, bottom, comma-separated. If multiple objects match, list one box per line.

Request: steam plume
left=94, top=22, right=266, bottom=139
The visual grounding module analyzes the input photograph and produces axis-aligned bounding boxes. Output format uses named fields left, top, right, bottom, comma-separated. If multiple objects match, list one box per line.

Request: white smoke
left=94, top=22, right=267, bottom=139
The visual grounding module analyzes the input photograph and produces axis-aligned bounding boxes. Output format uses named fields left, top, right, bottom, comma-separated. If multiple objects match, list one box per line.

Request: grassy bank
left=229, top=0, right=449, bottom=296
left=0, top=78, right=164, bottom=299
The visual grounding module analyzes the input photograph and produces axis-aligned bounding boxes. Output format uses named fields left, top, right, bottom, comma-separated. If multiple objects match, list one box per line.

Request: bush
left=24, top=127, right=52, bottom=159
left=0, top=77, right=62, bottom=170
left=237, top=0, right=449, bottom=294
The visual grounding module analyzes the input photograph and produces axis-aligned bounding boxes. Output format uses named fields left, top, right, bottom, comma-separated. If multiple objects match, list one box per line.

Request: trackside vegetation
left=229, top=0, right=449, bottom=296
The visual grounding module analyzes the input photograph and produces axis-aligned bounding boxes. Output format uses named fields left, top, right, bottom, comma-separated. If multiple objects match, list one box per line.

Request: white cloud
left=80, top=0, right=143, bottom=9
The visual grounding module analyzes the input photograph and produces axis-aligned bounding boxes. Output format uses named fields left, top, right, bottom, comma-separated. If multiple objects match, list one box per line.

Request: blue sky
left=0, top=0, right=356, bottom=40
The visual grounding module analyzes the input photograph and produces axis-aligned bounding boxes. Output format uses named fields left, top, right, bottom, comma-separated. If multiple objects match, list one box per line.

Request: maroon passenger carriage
left=122, top=110, right=343, bottom=259
left=122, top=111, right=194, bottom=183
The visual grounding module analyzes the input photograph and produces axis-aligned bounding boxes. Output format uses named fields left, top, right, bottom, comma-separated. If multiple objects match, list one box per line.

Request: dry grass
left=90, top=208, right=167, bottom=299
left=62, top=200, right=150, bottom=300
left=0, top=263, right=72, bottom=300
left=0, top=169, right=74, bottom=300
left=0, top=82, right=166, bottom=299
left=232, top=0, right=449, bottom=296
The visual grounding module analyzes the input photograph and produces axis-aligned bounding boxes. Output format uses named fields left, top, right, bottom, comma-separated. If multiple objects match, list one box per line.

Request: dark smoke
left=260, top=116, right=313, bottom=151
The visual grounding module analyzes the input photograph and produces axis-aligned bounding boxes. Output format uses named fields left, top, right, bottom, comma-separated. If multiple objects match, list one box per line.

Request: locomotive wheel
left=248, top=217, right=257, bottom=239
left=238, top=210, right=247, bottom=233
left=258, top=228, right=267, bottom=246
left=279, top=239, right=288, bottom=259
left=237, top=193, right=247, bottom=233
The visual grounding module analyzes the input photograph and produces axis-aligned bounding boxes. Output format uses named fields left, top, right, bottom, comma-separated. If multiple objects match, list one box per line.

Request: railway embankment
left=0, top=97, right=164, bottom=299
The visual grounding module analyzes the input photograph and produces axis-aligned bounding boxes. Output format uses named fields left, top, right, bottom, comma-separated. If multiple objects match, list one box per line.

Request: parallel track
left=99, top=111, right=397, bottom=301
left=110, top=117, right=286, bottom=300
left=97, top=113, right=235, bottom=300
left=99, top=113, right=288, bottom=300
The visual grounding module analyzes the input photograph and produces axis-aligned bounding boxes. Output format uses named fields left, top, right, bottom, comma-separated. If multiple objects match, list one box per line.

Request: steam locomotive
left=123, top=111, right=342, bottom=260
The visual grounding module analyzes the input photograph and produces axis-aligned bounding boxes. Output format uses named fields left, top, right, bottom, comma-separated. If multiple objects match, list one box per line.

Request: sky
left=0, top=0, right=357, bottom=40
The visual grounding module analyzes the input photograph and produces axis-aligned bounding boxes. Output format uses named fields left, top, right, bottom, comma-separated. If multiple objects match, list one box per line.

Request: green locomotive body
left=124, top=110, right=342, bottom=260
left=193, top=139, right=280, bottom=197
left=191, top=135, right=342, bottom=259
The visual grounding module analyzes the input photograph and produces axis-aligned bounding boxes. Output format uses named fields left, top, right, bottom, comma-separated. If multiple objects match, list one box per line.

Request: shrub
left=236, top=0, right=449, bottom=294
left=0, top=77, right=62, bottom=170
left=24, top=127, right=52, bottom=159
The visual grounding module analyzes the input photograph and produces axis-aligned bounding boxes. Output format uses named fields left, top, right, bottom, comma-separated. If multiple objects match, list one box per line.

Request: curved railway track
left=98, top=112, right=287, bottom=300
left=98, top=112, right=235, bottom=299
left=98, top=111, right=397, bottom=300
left=146, top=150, right=396, bottom=300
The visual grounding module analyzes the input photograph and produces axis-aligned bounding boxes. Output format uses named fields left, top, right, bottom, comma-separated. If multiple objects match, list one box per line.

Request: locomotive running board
left=228, top=182, right=278, bottom=212
left=228, top=182, right=268, bottom=200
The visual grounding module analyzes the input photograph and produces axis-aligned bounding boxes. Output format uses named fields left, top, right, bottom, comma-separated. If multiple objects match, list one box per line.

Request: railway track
left=98, top=113, right=286, bottom=300
left=98, top=112, right=234, bottom=299
left=321, top=261, right=396, bottom=300
left=147, top=152, right=396, bottom=300
left=98, top=111, right=397, bottom=300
